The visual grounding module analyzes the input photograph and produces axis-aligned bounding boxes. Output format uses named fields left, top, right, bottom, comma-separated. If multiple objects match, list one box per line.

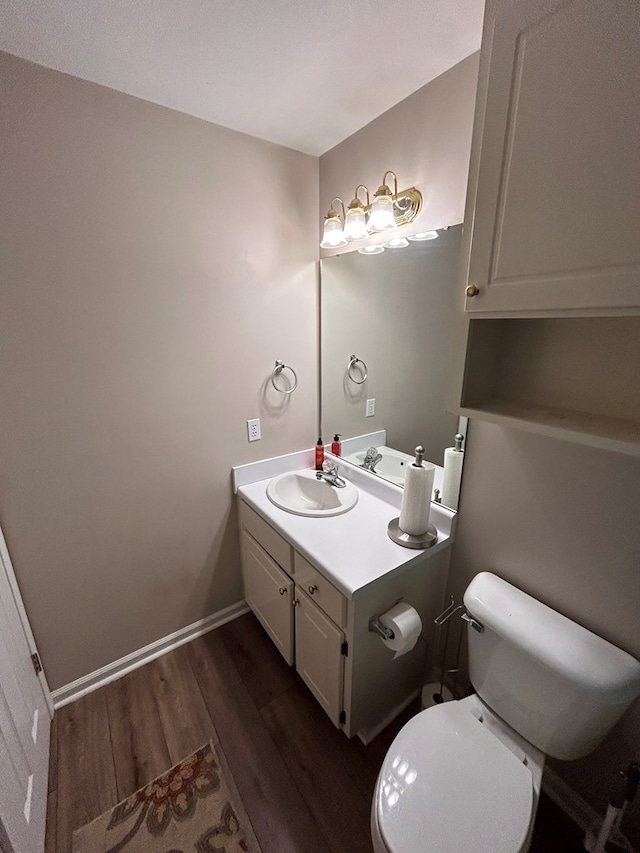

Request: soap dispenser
left=331, top=434, right=342, bottom=456
left=315, top=438, right=325, bottom=470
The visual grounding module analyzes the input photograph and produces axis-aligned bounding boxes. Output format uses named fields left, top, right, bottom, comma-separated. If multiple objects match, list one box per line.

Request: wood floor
left=46, top=612, right=583, bottom=853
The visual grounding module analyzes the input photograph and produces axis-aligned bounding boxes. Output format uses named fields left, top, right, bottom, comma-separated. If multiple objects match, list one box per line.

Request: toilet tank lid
left=464, top=573, right=640, bottom=704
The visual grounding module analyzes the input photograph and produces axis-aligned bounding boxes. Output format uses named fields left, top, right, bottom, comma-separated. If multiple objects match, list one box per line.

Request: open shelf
left=458, top=316, right=640, bottom=457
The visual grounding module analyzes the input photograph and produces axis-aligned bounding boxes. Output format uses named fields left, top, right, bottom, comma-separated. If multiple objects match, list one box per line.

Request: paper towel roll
left=442, top=447, right=464, bottom=510
left=399, top=461, right=435, bottom=535
left=379, top=602, right=423, bottom=659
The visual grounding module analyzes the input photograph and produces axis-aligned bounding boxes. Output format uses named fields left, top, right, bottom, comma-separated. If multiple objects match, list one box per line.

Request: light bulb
left=320, top=216, right=347, bottom=248
left=382, top=237, right=409, bottom=249
left=344, top=206, right=369, bottom=241
left=369, top=194, right=396, bottom=231
left=357, top=245, right=384, bottom=255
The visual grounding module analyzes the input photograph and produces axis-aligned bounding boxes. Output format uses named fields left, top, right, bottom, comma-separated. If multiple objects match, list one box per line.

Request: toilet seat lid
left=375, top=702, right=533, bottom=853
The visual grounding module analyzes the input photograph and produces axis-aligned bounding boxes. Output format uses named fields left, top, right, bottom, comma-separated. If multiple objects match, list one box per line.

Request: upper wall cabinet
left=463, top=0, right=640, bottom=314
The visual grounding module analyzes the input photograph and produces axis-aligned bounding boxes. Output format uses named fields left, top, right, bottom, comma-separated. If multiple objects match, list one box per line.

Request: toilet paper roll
left=441, top=447, right=464, bottom=510
left=399, top=461, right=435, bottom=535
left=379, top=602, right=423, bottom=659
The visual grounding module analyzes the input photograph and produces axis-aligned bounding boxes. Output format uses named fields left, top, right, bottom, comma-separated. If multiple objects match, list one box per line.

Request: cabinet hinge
left=339, top=710, right=346, bottom=725
left=341, top=641, right=348, bottom=656
left=31, top=653, right=42, bottom=675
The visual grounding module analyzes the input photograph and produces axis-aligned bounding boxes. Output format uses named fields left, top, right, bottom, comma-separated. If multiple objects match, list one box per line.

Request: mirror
left=320, top=224, right=465, bottom=509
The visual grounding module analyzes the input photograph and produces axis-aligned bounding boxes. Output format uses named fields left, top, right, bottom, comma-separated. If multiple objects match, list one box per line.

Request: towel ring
left=347, top=354, right=368, bottom=385
left=271, top=360, right=298, bottom=394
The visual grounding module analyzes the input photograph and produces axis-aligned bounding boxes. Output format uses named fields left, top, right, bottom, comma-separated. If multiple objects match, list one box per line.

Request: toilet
left=371, top=572, right=640, bottom=853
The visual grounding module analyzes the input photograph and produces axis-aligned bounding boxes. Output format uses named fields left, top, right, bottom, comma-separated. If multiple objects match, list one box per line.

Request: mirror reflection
left=320, top=224, right=465, bottom=509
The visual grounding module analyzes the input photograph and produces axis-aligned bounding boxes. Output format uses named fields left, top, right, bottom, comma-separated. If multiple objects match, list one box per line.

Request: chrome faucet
left=316, top=459, right=347, bottom=488
left=361, top=447, right=383, bottom=472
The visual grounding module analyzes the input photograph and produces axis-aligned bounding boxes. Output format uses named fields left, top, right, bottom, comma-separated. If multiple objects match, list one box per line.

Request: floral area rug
left=73, top=742, right=258, bottom=853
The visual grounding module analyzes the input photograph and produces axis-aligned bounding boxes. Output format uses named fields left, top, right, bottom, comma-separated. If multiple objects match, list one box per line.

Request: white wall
left=0, top=52, right=318, bottom=690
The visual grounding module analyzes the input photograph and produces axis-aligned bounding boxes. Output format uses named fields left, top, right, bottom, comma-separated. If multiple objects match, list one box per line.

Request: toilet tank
left=464, top=572, right=640, bottom=760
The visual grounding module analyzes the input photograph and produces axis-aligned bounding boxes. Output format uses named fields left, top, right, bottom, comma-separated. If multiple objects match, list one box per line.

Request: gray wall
left=321, top=49, right=640, bottom=842
left=0, top=52, right=318, bottom=690
left=451, top=420, right=640, bottom=843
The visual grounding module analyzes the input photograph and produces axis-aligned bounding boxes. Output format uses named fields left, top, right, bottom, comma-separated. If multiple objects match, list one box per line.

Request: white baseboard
left=541, top=766, right=637, bottom=852
left=52, top=600, right=250, bottom=709
left=542, top=765, right=600, bottom=834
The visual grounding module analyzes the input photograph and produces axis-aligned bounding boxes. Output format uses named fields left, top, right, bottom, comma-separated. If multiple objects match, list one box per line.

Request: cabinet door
left=240, top=531, right=294, bottom=665
left=294, top=589, right=344, bottom=728
left=464, top=0, right=640, bottom=313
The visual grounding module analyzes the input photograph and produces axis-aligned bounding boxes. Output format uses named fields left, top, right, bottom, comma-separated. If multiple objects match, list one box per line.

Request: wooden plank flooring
left=46, top=612, right=583, bottom=853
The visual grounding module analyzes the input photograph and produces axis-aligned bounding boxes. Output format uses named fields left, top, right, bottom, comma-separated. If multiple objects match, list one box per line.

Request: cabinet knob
left=308, top=585, right=318, bottom=595
left=465, top=284, right=480, bottom=298
left=292, top=598, right=300, bottom=607
left=279, top=587, right=287, bottom=596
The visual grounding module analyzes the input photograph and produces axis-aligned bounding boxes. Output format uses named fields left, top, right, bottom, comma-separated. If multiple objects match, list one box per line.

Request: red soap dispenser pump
left=315, top=437, right=325, bottom=470
left=331, top=434, right=342, bottom=456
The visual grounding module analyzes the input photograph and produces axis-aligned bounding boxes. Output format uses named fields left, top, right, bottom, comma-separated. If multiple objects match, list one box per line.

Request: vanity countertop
left=234, top=451, right=455, bottom=599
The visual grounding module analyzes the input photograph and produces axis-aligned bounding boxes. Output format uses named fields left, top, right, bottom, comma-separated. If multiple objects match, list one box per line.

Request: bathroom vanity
left=233, top=452, right=454, bottom=743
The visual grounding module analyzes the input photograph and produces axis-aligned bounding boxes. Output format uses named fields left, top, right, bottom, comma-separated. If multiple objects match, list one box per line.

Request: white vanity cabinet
left=240, top=526, right=294, bottom=665
left=463, top=0, right=640, bottom=314
left=237, top=495, right=451, bottom=742
left=453, top=0, right=640, bottom=457
left=239, top=500, right=346, bottom=727
left=293, top=587, right=345, bottom=727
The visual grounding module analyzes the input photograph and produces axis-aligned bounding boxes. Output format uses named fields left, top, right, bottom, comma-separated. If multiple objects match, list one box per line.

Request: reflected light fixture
left=320, top=197, right=348, bottom=248
left=407, top=230, right=439, bottom=241
left=320, top=171, right=422, bottom=249
left=357, top=244, right=385, bottom=255
left=382, top=237, right=410, bottom=249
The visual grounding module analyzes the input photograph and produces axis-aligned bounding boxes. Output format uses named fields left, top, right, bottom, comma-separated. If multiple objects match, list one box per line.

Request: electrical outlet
left=366, top=398, right=376, bottom=417
left=247, top=418, right=261, bottom=442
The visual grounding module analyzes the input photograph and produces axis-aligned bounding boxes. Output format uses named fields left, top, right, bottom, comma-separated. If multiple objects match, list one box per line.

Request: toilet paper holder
left=368, top=614, right=395, bottom=641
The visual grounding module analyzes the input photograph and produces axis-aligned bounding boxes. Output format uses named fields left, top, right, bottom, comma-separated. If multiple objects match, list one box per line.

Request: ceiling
left=0, top=0, right=484, bottom=156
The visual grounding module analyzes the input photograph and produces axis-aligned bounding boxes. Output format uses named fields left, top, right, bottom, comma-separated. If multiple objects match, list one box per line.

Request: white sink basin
left=266, top=469, right=358, bottom=517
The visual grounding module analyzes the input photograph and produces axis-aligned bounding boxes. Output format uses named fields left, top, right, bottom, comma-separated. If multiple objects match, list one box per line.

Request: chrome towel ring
left=347, top=354, right=368, bottom=384
left=271, top=360, right=298, bottom=394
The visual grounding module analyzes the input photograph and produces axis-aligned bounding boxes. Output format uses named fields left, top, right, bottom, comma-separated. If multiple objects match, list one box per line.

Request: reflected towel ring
left=271, top=360, right=298, bottom=394
left=347, top=355, right=368, bottom=385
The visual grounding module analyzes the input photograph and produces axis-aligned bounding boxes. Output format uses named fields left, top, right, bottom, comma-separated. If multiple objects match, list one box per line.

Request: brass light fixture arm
left=353, top=184, right=370, bottom=207
left=381, top=170, right=399, bottom=200
left=327, top=196, right=346, bottom=221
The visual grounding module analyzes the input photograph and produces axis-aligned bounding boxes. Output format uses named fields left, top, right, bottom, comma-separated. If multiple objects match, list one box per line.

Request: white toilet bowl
left=371, top=695, right=544, bottom=853
left=371, top=572, right=640, bottom=852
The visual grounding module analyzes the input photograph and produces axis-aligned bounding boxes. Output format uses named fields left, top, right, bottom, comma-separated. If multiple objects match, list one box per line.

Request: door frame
left=0, top=524, right=53, bottom=717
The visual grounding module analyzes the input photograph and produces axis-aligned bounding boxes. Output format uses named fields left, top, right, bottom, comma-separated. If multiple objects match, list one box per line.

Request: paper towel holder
left=387, top=518, right=437, bottom=549
left=369, top=614, right=395, bottom=641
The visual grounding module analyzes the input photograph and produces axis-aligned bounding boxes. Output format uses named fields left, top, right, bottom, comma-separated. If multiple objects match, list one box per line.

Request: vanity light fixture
left=407, top=230, right=439, bottom=241
left=369, top=171, right=399, bottom=232
left=320, top=170, right=422, bottom=249
left=344, top=185, right=371, bottom=241
left=320, top=197, right=348, bottom=248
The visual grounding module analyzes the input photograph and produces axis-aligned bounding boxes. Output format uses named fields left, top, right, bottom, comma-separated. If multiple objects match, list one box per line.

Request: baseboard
left=542, top=765, right=600, bottom=835
left=52, top=600, right=250, bottom=709
left=541, top=767, right=639, bottom=852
